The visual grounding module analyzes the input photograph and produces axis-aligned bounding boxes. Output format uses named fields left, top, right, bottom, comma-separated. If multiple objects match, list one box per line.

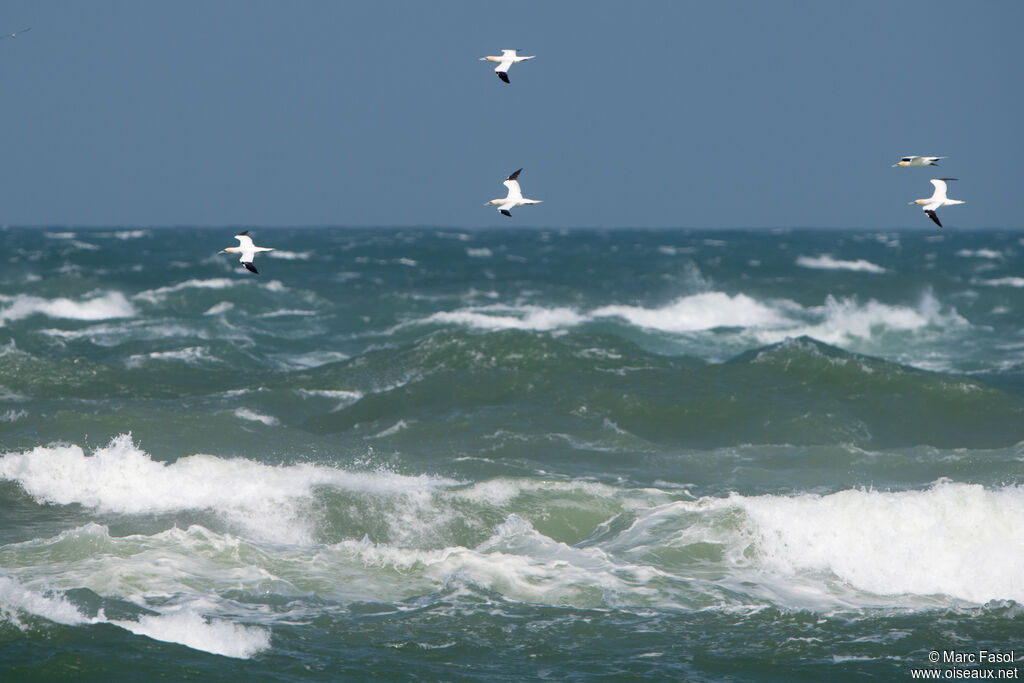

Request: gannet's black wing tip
left=243, top=262, right=259, bottom=274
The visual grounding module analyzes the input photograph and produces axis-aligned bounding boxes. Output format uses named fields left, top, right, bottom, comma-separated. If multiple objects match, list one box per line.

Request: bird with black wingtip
left=220, top=231, right=275, bottom=274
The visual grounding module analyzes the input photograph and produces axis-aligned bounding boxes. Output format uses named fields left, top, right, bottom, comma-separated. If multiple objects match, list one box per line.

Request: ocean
left=0, top=226, right=1021, bottom=681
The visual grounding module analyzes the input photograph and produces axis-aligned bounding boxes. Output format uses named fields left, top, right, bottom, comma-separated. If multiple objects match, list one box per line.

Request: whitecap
left=204, top=301, right=234, bottom=316
left=0, top=435, right=457, bottom=545
left=233, top=408, right=280, bottom=426
left=796, top=254, right=886, bottom=273
left=976, top=277, right=1024, bottom=288
left=956, top=248, right=1003, bottom=259
left=593, top=292, right=795, bottom=333
left=754, top=291, right=966, bottom=346
left=0, top=573, right=269, bottom=659
left=297, top=389, right=363, bottom=411
left=720, top=482, right=1024, bottom=605
left=0, top=291, right=135, bottom=324
left=135, top=278, right=286, bottom=304
left=426, top=305, right=586, bottom=332
left=267, top=250, right=312, bottom=261
left=110, top=609, right=271, bottom=659
left=0, top=575, right=91, bottom=629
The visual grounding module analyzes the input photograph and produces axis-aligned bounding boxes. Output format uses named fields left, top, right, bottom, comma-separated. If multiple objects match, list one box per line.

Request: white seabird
left=220, top=230, right=274, bottom=273
left=893, top=155, right=945, bottom=168
left=0, top=27, right=31, bottom=39
left=910, top=178, right=964, bottom=228
left=485, top=168, right=542, bottom=217
left=479, top=49, right=534, bottom=83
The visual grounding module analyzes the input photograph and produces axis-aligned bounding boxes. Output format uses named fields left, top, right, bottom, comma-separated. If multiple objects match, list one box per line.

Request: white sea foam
left=0, top=435, right=456, bottom=545
left=796, top=255, right=886, bottom=273
left=233, top=408, right=280, bottom=426
left=267, top=250, right=312, bottom=260
left=135, top=278, right=285, bottom=304
left=126, top=346, right=217, bottom=368
left=0, top=573, right=269, bottom=659
left=0, top=291, right=136, bottom=324
left=976, top=277, right=1024, bottom=288
left=276, top=350, right=348, bottom=369
left=41, top=321, right=224, bottom=347
left=593, top=292, right=796, bottom=333
left=297, top=389, right=363, bottom=411
left=466, top=247, right=493, bottom=258
left=427, top=305, right=586, bottom=332
left=111, top=229, right=147, bottom=240
left=754, top=291, right=965, bottom=347
left=204, top=301, right=234, bottom=315
left=111, top=609, right=271, bottom=659
left=3, top=472, right=1019, bottom=639
left=730, top=482, right=1024, bottom=604
left=956, top=248, right=1003, bottom=259
left=0, top=575, right=92, bottom=628
left=368, top=420, right=409, bottom=439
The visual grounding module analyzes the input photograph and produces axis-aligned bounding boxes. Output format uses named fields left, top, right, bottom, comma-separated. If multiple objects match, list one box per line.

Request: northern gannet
left=220, top=231, right=274, bottom=273
left=910, top=178, right=964, bottom=228
left=479, top=49, right=534, bottom=83
left=485, top=168, right=542, bottom=217
left=893, top=155, right=945, bottom=168
left=0, top=27, right=30, bottom=39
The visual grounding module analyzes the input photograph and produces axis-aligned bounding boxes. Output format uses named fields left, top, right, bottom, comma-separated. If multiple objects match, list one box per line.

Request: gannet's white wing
left=501, top=168, right=524, bottom=200
left=502, top=178, right=523, bottom=201
left=928, top=178, right=950, bottom=205
left=234, top=232, right=256, bottom=249
left=234, top=232, right=257, bottom=262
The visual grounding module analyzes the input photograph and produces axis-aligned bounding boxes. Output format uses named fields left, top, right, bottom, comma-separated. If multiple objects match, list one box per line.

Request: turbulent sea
left=1, top=226, right=1022, bottom=681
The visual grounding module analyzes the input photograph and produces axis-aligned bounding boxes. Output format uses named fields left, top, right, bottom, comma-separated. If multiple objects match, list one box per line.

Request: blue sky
left=1, top=1, right=1020, bottom=229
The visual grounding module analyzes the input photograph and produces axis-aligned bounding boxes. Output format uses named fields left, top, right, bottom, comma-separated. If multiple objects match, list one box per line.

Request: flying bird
left=0, top=27, right=30, bottom=39
left=479, top=49, right=534, bottom=83
left=220, top=231, right=274, bottom=274
left=485, top=168, right=542, bottom=217
left=893, top=155, right=945, bottom=168
left=910, top=178, right=964, bottom=228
